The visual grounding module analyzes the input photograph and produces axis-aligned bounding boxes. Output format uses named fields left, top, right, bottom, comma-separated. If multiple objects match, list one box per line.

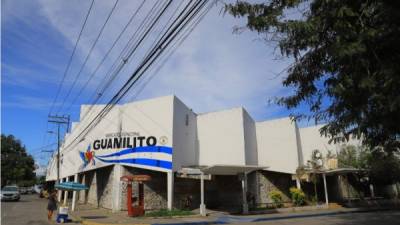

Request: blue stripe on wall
left=95, top=146, right=172, bottom=158
left=94, top=156, right=172, bottom=170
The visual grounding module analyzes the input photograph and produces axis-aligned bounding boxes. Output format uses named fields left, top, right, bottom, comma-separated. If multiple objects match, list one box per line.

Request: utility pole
left=48, top=115, right=69, bottom=184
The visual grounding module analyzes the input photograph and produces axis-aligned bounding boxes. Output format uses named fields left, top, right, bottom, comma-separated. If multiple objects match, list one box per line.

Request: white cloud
left=3, top=0, right=293, bottom=121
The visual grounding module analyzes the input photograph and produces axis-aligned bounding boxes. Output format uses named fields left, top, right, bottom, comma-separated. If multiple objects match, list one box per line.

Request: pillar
left=296, top=177, right=301, bottom=189
left=57, top=178, right=63, bottom=202
left=167, top=172, right=174, bottom=210
left=63, top=177, right=69, bottom=205
left=200, top=172, right=206, bottom=216
left=241, top=173, right=248, bottom=214
left=72, top=174, right=78, bottom=211
left=393, top=184, right=399, bottom=198
left=323, top=173, right=329, bottom=205
left=112, top=165, right=124, bottom=212
left=79, top=174, right=86, bottom=203
left=369, top=184, right=375, bottom=198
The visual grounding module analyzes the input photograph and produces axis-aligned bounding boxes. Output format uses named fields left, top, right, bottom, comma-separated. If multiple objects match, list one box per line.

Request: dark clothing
left=47, top=196, right=57, bottom=211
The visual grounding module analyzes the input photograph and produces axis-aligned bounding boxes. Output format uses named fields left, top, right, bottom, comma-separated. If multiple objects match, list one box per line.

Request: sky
left=1, top=0, right=313, bottom=169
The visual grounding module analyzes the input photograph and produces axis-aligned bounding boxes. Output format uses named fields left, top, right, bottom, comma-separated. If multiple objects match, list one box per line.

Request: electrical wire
left=63, top=0, right=146, bottom=113
left=62, top=0, right=210, bottom=154
left=55, top=0, right=120, bottom=114
left=48, top=0, right=95, bottom=115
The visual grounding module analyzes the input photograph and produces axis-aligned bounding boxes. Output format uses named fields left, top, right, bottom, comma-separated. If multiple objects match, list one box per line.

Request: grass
left=145, top=209, right=195, bottom=217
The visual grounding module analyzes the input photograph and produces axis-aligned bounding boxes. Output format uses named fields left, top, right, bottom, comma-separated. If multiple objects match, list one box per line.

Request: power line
left=63, top=0, right=146, bottom=113
left=55, top=0, right=120, bottom=114
left=43, top=0, right=94, bottom=161
left=127, top=1, right=214, bottom=103
left=48, top=0, right=95, bottom=114
left=62, top=0, right=179, bottom=153
left=62, top=0, right=209, bottom=154
left=74, top=1, right=166, bottom=125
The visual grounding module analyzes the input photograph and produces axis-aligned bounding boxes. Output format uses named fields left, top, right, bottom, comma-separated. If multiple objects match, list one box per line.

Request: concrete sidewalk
left=70, top=204, right=219, bottom=225
left=70, top=203, right=398, bottom=225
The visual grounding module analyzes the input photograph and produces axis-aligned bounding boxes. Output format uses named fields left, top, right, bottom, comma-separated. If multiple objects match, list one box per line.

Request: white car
left=1, top=186, right=20, bottom=201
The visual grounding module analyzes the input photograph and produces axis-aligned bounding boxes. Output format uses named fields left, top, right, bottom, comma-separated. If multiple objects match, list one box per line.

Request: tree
left=1, top=134, right=36, bottom=186
left=337, top=145, right=370, bottom=169
left=226, top=1, right=400, bottom=152
left=336, top=145, right=400, bottom=185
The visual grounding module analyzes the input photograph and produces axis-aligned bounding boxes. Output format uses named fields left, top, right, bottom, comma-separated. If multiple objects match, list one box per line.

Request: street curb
left=71, top=207, right=398, bottom=225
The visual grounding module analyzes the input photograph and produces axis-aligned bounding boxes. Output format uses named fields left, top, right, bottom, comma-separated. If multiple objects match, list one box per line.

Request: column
left=112, top=165, right=124, bottom=212
left=296, top=177, right=301, bottom=189
left=63, top=177, right=69, bottom=205
left=369, top=184, right=375, bottom=198
left=167, top=172, right=174, bottom=210
left=79, top=174, right=86, bottom=203
left=323, top=173, right=329, bottom=205
left=72, top=174, right=78, bottom=211
left=241, top=173, right=248, bottom=214
left=57, top=178, right=63, bottom=202
left=200, top=172, right=206, bottom=216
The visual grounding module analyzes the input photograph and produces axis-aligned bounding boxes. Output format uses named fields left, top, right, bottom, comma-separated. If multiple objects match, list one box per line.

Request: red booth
left=120, top=175, right=151, bottom=217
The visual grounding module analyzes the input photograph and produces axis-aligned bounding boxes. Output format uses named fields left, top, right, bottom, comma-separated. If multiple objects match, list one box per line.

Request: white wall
left=298, top=125, right=362, bottom=165
left=46, top=95, right=367, bottom=182
left=197, top=108, right=247, bottom=166
left=47, top=96, right=175, bottom=181
left=243, top=109, right=258, bottom=165
left=172, top=96, right=197, bottom=171
left=256, top=118, right=299, bottom=174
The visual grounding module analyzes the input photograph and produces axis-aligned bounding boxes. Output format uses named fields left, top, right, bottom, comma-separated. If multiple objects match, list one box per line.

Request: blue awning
left=55, top=182, right=88, bottom=191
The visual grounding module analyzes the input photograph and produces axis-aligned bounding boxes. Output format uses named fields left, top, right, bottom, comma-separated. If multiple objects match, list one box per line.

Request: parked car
left=1, top=186, right=20, bottom=201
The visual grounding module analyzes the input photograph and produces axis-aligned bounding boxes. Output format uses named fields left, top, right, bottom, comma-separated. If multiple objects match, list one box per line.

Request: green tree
left=1, top=134, right=36, bottom=186
left=337, top=145, right=369, bottom=168
left=368, top=151, right=400, bottom=185
left=336, top=145, right=400, bottom=185
left=226, top=1, right=400, bottom=152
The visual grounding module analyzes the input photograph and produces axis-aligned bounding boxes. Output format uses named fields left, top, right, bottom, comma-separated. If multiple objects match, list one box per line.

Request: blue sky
left=1, top=0, right=314, bottom=168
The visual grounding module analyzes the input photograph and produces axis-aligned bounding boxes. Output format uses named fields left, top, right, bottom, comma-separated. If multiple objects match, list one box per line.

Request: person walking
left=47, top=190, right=58, bottom=221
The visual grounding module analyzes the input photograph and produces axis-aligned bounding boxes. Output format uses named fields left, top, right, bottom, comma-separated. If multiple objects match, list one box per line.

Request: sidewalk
left=70, top=203, right=398, bottom=225
left=70, top=204, right=219, bottom=225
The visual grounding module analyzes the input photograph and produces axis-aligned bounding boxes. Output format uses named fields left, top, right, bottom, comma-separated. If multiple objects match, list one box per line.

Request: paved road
left=242, top=210, right=400, bottom=225
left=2, top=195, right=400, bottom=225
left=1, top=194, right=50, bottom=225
left=1, top=194, right=79, bottom=225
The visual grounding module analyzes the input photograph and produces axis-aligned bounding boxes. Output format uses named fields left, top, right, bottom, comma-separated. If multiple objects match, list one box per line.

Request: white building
left=46, top=95, right=362, bottom=213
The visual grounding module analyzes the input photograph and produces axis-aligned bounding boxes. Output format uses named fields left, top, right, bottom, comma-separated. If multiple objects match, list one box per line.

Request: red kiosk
left=120, top=175, right=152, bottom=217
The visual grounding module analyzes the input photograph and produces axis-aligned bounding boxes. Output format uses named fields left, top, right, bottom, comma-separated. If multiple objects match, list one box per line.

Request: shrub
left=289, top=187, right=306, bottom=206
left=268, top=190, right=284, bottom=208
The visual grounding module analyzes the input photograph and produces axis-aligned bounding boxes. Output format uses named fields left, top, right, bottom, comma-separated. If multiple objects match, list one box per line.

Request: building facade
left=46, top=95, right=363, bottom=212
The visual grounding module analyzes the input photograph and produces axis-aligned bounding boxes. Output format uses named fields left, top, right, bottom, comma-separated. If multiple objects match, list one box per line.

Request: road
left=239, top=210, right=400, bottom=225
left=1, top=195, right=399, bottom=225
left=1, top=194, right=79, bottom=225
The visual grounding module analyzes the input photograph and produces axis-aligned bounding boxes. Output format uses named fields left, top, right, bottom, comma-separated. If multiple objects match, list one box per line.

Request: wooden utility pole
left=48, top=115, right=69, bottom=184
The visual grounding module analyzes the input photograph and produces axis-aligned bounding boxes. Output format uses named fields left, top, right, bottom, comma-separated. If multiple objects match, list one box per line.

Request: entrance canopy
left=179, top=165, right=267, bottom=176
left=200, top=164, right=267, bottom=175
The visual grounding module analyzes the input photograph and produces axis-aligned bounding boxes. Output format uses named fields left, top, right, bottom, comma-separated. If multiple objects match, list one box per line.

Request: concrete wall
left=256, top=118, right=299, bottom=174
left=172, top=97, right=198, bottom=170
left=243, top=109, right=258, bottom=165
left=299, top=125, right=363, bottom=165
left=47, top=96, right=175, bottom=181
left=197, top=108, right=247, bottom=166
